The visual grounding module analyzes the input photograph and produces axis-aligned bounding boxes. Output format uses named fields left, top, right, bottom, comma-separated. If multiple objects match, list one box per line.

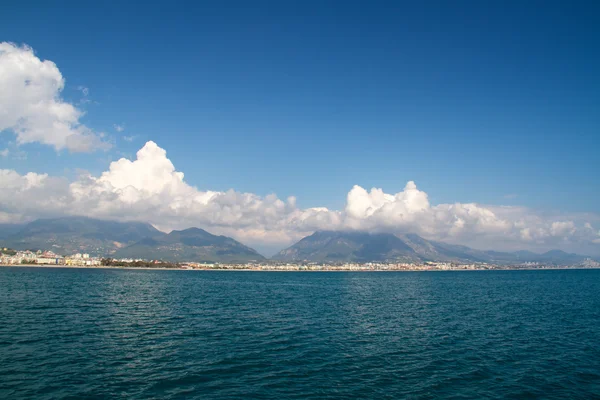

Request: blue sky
left=2, top=0, right=599, bottom=212
left=1, top=1, right=600, bottom=254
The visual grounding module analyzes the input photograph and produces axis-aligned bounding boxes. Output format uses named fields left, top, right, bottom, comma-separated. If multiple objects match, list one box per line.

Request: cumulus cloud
left=0, top=141, right=599, bottom=254
left=550, top=221, right=576, bottom=237
left=0, top=169, right=70, bottom=223
left=0, top=42, right=109, bottom=152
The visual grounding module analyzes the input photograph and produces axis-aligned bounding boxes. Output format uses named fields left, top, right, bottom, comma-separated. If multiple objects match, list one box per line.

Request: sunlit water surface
left=1, top=268, right=599, bottom=399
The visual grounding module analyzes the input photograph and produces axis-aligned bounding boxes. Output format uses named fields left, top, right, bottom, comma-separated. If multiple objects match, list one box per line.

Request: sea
left=1, top=267, right=599, bottom=399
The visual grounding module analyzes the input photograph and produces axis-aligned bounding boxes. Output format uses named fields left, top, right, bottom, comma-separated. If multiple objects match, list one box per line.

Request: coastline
left=1, top=264, right=598, bottom=272
left=0, top=264, right=182, bottom=271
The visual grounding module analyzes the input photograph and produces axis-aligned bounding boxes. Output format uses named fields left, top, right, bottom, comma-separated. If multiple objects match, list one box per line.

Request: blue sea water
left=0, top=268, right=599, bottom=399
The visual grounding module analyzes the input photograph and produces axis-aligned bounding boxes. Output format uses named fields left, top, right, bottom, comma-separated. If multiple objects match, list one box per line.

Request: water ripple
left=1, top=268, right=599, bottom=399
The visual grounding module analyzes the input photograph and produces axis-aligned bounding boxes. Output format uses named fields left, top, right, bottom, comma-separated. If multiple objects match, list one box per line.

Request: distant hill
left=273, top=230, right=591, bottom=265
left=1, top=217, right=163, bottom=256
left=114, top=227, right=265, bottom=263
left=0, top=217, right=266, bottom=263
left=533, top=250, right=587, bottom=265
left=273, top=231, right=421, bottom=263
left=0, top=223, right=25, bottom=240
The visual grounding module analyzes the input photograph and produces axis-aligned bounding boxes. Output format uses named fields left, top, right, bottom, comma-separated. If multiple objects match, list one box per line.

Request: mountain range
left=0, top=217, right=594, bottom=265
left=0, top=217, right=262, bottom=263
left=2, top=217, right=163, bottom=256
left=273, top=230, right=592, bottom=266
left=113, top=227, right=265, bottom=263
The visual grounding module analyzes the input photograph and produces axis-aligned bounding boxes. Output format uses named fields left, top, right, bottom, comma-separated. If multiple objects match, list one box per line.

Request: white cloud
left=77, top=86, right=89, bottom=97
left=0, top=140, right=599, bottom=254
left=77, top=86, right=91, bottom=104
left=114, top=124, right=125, bottom=132
left=0, top=169, right=70, bottom=223
left=0, top=42, right=109, bottom=152
left=0, top=148, right=8, bottom=157
left=550, top=221, right=576, bottom=237
left=122, top=135, right=137, bottom=142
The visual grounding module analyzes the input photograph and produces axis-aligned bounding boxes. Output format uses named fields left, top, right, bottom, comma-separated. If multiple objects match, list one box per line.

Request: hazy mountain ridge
left=113, top=227, right=265, bottom=263
left=0, top=217, right=264, bottom=262
left=1, top=217, right=163, bottom=256
left=0, top=223, right=25, bottom=240
left=274, top=231, right=593, bottom=265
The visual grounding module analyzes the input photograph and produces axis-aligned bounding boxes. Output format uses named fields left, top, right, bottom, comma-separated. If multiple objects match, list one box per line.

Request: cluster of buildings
left=178, top=260, right=600, bottom=271
left=64, top=253, right=102, bottom=266
left=0, top=249, right=101, bottom=266
left=2, top=248, right=599, bottom=271
left=179, top=261, right=488, bottom=271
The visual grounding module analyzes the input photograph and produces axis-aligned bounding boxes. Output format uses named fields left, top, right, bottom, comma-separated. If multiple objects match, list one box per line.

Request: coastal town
left=2, top=248, right=599, bottom=271
left=0, top=249, right=102, bottom=267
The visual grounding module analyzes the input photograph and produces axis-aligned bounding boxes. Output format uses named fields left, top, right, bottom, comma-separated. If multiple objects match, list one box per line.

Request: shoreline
left=1, top=264, right=598, bottom=272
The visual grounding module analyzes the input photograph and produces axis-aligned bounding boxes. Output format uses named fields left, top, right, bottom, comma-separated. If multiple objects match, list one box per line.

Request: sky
left=1, top=0, right=599, bottom=256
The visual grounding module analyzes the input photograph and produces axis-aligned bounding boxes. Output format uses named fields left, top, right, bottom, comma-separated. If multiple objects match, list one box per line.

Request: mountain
left=1, top=217, right=163, bottom=256
left=0, top=223, right=25, bottom=240
left=400, top=234, right=489, bottom=262
left=114, top=227, right=265, bottom=263
left=536, top=250, right=586, bottom=265
left=273, top=230, right=593, bottom=265
left=273, top=231, right=421, bottom=263
left=272, top=230, right=496, bottom=263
